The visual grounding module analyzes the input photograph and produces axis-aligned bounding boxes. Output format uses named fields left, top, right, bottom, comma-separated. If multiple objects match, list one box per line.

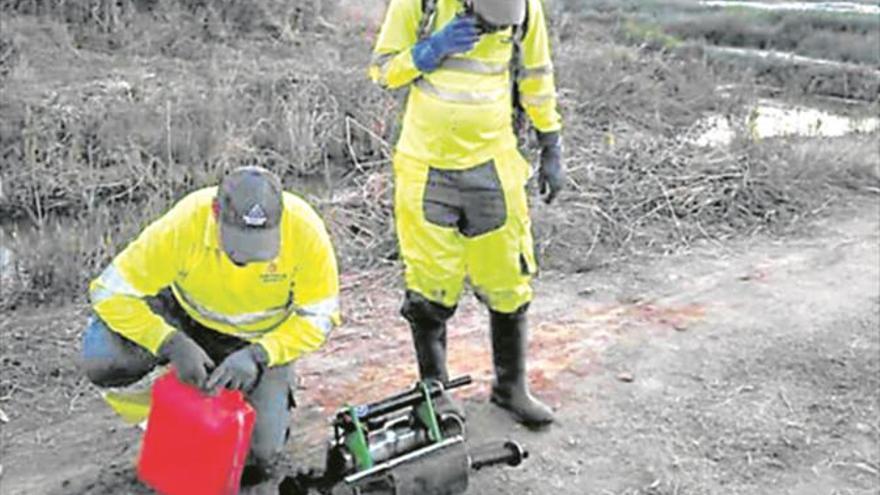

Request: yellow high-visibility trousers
left=393, top=147, right=537, bottom=313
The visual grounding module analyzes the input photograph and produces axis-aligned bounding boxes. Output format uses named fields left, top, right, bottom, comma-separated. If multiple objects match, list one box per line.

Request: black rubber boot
left=401, top=291, right=464, bottom=420
left=489, top=306, right=555, bottom=428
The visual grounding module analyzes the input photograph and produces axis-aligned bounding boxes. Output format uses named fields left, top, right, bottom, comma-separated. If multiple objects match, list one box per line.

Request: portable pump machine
left=280, top=376, right=528, bottom=495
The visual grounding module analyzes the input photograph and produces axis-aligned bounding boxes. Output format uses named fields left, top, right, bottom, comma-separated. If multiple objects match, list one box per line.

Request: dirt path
left=1, top=200, right=878, bottom=494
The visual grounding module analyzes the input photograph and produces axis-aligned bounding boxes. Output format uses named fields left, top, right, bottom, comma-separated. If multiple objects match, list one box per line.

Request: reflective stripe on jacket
left=89, top=187, right=341, bottom=366
left=369, top=0, right=562, bottom=169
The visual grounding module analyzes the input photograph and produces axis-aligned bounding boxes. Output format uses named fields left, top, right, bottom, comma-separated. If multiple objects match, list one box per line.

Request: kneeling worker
left=80, top=166, right=340, bottom=492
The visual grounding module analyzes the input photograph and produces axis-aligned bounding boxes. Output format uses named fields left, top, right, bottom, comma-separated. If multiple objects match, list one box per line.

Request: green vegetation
left=663, top=10, right=880, bottom=66
left=620, top=18, right=683, bottom=50
left=564, top=0, right=880, bottom=70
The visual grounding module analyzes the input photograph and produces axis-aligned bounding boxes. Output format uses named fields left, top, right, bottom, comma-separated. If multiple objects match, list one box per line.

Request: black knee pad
left=83, top=362, right=152, bottom=388
left=400, top=290, right=456, bottom=327
left=244, top=440, right=283, bottom=484
left=240, top=463, right=274, bottom=487
left=82, top=362, right=118, bottom=388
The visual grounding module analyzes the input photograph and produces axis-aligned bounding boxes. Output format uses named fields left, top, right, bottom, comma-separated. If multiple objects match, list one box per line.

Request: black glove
left=536, top=131, right=565, bottom=204
left=206, top=344, right=269, bottom=393
left=158, top=331, right=215, bottom=389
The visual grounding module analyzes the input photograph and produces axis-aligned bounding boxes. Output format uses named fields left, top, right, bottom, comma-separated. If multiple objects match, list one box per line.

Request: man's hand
left=158, top=331, right=215, bottom=389
left=537, top=131, right=565, bottom=204
left=412, top=15, right=480, bottom=72
left=206, top=344, right=269, bottom=394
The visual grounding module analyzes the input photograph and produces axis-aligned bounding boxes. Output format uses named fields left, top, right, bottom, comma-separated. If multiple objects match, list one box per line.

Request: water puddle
left=0, top=243, right=17, bottom=299
left=0, top=245, right=12, bottom=272
left=689, top=99, right=880, bottom=147
left=701, top=1, right=880, bottom=15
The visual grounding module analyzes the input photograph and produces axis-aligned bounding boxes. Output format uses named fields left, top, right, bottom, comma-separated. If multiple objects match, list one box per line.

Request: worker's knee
left=80, top=316, right=157, bottom=387
left=247, top=439, right=283, bottom=477
left=82, top=360, right=118, bottom=388
left=473, top=283, right=533, bottom=315
left=247, top=365, right=294, bottom=472
left=489, top=301, right=530, bottom=318
left=400, top=290, right=456, bottom=327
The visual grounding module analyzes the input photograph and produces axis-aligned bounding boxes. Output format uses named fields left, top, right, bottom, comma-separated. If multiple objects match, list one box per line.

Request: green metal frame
left=415, top=381, right=443, bottom=443
left=343, top=380, right=447, bottom=474
left=344, top=405, right=374, bottom=471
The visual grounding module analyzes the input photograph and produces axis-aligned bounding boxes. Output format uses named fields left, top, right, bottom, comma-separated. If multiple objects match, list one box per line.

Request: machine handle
left=469, top=441, right=529, bottom=471
left=443, top=376, right=472, bottom=390
left=342, top=376, right=472, bottom=423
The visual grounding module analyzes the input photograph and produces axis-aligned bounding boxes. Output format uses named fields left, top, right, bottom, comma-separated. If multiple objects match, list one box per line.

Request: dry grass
left=0, top=4, right=394, bottom=307
left=531, top=21, right=880, bottom=270
left=566, top=0, right=880, bottom=65
left=663, top=10, right=880, bottom=66
left=535, top=134, right=880, bottom=272
left=0, top=0, right=339, bottom=41
left=566, top=0, right=880, bottom=101
left=1, top=8, right=878, bottom=309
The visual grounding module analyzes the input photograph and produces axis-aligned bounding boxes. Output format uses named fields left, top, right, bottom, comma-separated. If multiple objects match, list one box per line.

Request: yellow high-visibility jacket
left=89, top=187, right=341, bottom=367
left=370, top=0, right=561, bottom=169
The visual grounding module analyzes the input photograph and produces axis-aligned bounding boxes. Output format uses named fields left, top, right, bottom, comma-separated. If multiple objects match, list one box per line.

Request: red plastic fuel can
left=137, top=370, right=256, bottom=495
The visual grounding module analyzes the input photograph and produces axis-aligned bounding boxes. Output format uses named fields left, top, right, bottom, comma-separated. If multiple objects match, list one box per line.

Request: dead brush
left=553, top=22, right=746, bottom=140
left=0, top=0, right=334, bottom=35
left=1, top=7, right=876, bottom=309
left=0, top=31, right=392, bottom=308
left=534, top=133, right=879, bottom=271
left=321, top=167, right=396, bottom=270
left=0, top=204, right=151, bottom=309
left=0, top=58, right=386, bottom=219
left=531, top=22, right=873, bottom=269
left=0, top=0, right=137, bottom=30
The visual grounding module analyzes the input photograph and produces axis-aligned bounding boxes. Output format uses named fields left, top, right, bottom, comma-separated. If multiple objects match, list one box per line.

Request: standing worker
left=80, top=166, right=341, bottom=493
left=370, top=0, right=564, bottom=427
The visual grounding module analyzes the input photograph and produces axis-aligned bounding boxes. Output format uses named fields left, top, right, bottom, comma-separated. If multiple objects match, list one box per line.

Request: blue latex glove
left=205, top=344, right=269, bottom=393
left=412, top=15, right=480, bottom=73
left=537, top=131, right=565, bottom=204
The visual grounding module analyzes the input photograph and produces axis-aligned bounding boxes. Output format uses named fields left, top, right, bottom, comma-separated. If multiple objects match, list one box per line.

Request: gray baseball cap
left=217, top=166, right=283, bottom=265
left=472, top=0, right=526, bottom=27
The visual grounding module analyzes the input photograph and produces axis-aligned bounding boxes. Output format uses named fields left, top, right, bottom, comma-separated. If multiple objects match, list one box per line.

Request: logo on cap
left=243, top=204, right=268, bottom=227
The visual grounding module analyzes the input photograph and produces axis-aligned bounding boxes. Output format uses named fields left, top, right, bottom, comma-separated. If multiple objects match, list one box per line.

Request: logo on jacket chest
left=260, top=262, right=287, bottom=284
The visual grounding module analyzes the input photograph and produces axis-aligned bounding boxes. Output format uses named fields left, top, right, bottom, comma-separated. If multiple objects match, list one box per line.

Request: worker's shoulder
left=526, top=0, right=548, bottom=21
left=394, top=0, right=422, bottom=8
left=282, top=191, right=328, bottom=233
left=385, top=0, right=422, bottom=15
left=172, top=187, right=217, bottom=213
left=146, top=187, right=215, bottom=236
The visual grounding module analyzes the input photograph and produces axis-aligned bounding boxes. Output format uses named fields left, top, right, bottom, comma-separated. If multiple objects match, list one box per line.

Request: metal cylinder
left=329, top=414, right=467, bottom=476
left=367, top=420, right=429, bottom=466
left=343, top=437, right=470, bottom=495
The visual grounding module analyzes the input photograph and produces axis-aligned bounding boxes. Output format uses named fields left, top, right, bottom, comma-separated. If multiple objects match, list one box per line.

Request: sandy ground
left=1, top=199, right=878, bottom=495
